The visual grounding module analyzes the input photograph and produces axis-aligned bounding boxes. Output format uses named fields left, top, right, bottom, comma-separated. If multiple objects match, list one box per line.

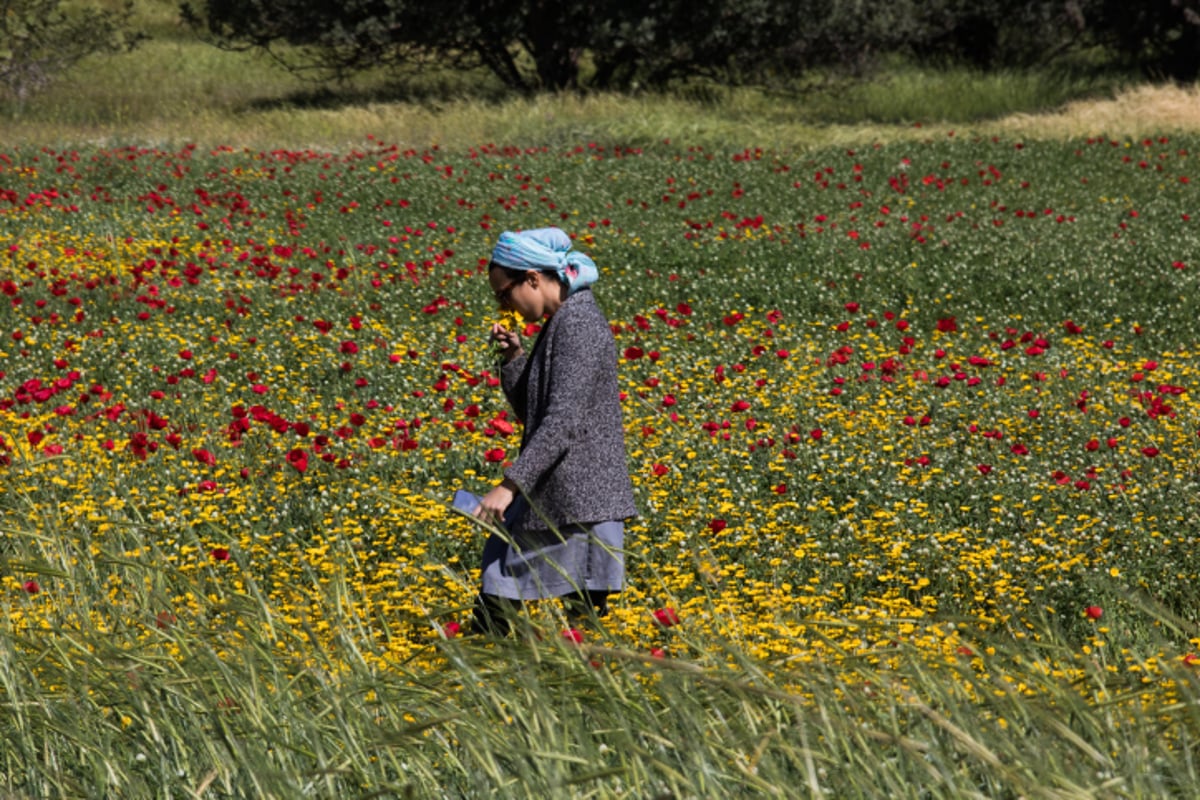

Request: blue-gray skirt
left=465, top=493, right=625, bottom=601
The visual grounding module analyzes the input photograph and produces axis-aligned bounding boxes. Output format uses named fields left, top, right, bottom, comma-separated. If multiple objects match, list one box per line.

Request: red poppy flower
left=484, top=448, right=507, bottom=463
left=1085, top=605, right=1103, bottom=620
left=653, top=607, right=680, bottom=628
left=286, top=448, right=309, bottom=473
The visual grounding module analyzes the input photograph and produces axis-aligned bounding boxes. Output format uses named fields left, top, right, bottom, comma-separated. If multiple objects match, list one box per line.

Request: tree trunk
left=525, top=0, right=579, bottom=90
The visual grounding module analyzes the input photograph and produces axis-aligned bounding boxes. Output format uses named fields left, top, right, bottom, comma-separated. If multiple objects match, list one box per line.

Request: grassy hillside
left=4, top=2, right=1197, bottom=151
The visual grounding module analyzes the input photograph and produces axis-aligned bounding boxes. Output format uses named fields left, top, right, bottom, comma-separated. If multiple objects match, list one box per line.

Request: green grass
left=2, top=130, right=1200, bottom=797
left=4, top=552, right=1200, bottom=798
left=789, top=61, right=1128, bottom=124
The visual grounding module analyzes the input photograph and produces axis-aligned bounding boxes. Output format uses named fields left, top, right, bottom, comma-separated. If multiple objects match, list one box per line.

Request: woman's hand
left=474, top=479, right=518, bottom=526
left=490, top=322, right=523, bottom=363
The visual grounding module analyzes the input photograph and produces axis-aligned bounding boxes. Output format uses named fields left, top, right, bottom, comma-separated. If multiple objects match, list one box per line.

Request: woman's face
left=490, top=267, right=542, bottom=320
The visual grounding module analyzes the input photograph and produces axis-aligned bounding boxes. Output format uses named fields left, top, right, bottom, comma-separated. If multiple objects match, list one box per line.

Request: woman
left=469, top=227, right=637, bottom=636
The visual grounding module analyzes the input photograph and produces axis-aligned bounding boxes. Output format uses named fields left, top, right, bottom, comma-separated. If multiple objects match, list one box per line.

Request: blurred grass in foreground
left=4, top=566, right=1199, bottom=798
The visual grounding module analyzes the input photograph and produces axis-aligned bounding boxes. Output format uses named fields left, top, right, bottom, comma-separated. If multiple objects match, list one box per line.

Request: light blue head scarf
left=489, top=227, right=598, bottom=295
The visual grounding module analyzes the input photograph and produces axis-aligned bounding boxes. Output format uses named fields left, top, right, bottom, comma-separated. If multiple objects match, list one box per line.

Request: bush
left=0, top=0, right=142, bottom=111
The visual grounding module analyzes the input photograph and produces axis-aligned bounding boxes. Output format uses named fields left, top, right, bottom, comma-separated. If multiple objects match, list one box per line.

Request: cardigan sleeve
left=500, top=353, right=528, bottom=422
left=503, top=306, right=603, bottom=494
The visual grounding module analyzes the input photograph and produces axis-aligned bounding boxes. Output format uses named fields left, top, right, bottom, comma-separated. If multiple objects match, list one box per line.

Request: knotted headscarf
left=489, top=227, right=598, bottom=295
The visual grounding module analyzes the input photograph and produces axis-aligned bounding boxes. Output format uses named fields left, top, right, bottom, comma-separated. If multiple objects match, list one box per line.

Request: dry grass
left=994, top=82, right=1200, bottom=139
left=10, top=83, right=1199, bottom=154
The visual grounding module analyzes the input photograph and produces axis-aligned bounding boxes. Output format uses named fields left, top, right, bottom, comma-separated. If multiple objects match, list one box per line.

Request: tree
left=1091, top=0, right=1200, bottom=81
left=188, top=0, right=1200, bottom=94
left=184, top=0, right=821, bottom=93
left=901, top=0, right=1200, bottom=80
left=0, top=0, right=143, bottom=110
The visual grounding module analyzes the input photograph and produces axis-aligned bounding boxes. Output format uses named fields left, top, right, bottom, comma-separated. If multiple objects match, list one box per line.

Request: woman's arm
left=503, top=306, right=606, bottom=495
left=500, top=354, right=528, bottom=421
left=493, top=322, right=529, bottom=421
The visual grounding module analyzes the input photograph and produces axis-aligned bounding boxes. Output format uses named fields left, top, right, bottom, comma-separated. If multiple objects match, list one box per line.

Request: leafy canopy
left=182, top=0, right=1200, bottom=92
left=0, top=0, right=142, bottom=108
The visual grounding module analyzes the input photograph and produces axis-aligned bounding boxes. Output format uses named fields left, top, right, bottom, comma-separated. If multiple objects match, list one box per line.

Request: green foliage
left=183, top=0, right=1200, bottom=93
left=897, top=0, right=1200, bottom=81
left=0, top=0, right=143, bottom=109
left=1091, top=0, right=1200, bottom=80
left=182, top=0, right=820, bottom=92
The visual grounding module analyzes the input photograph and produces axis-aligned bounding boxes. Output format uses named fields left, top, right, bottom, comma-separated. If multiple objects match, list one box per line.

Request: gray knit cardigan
left=500, top=289, right=638, bottom=532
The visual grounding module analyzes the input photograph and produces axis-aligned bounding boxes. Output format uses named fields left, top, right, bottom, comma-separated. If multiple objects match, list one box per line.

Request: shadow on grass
left=243, top=69, right=514, bottom=113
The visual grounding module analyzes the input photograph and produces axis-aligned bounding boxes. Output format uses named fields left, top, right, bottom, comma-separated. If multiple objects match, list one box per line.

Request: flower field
left=3, top=133, right=1200, bottom=795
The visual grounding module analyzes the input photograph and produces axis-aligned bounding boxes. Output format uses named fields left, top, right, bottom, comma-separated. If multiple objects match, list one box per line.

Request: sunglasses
left=493, top=272, right=528, bottom=308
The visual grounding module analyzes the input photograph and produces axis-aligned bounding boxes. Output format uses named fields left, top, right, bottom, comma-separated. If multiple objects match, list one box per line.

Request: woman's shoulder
left=545, top=291, right=613, bottom=350
left=558, top=289, right=606, bottom=323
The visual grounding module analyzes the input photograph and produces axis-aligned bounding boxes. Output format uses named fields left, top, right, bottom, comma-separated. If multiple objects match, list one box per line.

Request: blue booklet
left=452, top=489, right=480, bottom=514
left=450, top=488, right=526, bottom=531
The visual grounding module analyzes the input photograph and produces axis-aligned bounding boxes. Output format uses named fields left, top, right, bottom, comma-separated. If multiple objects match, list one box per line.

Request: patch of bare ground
left=994, top=83, right=1200, bottom=139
